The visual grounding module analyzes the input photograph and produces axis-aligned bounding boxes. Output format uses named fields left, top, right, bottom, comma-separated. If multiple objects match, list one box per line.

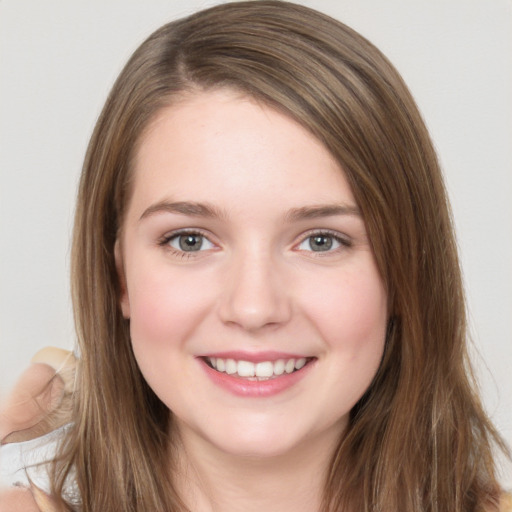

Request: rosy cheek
left=127, top=265, right=214, bottom=347
left=303, top=268, right=387, bottom=352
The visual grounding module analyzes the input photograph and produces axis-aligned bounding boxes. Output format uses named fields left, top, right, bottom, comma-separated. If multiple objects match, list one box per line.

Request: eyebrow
left=139, top=200, right=360, bottom=222
left=139, top=201, right=226, bottom=221
left=284, top=204, right=361, bottom=222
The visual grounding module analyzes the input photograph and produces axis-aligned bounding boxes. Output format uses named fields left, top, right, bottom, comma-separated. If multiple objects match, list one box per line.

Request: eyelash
left=158, top=229, right=352, bottom=259
left=296, top=229, right=352, bottom=256
left=158, top=229, right=214, bottom=260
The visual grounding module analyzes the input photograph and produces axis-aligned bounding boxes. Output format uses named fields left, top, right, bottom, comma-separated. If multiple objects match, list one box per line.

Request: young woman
left=1, top=1, right=509, bottom=510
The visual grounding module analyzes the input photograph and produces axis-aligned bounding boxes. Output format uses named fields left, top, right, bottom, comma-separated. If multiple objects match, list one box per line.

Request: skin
left=0, top=347, right=73, bottom=442
left=116, top=89, right=388, bottom=511
left=0, top=348, right=73, bottom=512
left=0, top=488, right=41, bottom=512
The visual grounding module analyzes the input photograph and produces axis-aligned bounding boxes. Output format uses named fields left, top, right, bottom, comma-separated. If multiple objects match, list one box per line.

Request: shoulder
left=500, top=492, right=512, bottom=512
left=0, top=487, right=42, bottom=512
left=0, top=485, right=60, bottom=512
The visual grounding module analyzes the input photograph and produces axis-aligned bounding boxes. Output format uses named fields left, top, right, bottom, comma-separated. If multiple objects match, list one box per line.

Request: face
left=116, top=89, right=388, bottom=459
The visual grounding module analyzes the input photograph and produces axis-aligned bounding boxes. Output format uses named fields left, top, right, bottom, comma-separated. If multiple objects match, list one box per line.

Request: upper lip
left=198, top=351, right=313, bottom=363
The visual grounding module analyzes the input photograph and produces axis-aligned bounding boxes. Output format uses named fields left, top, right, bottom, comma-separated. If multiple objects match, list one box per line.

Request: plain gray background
left=1, top=0, right=511, bottom=485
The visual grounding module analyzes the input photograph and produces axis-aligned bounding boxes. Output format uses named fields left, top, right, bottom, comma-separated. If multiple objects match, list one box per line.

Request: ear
left=114, top=239, right=131, bottom=319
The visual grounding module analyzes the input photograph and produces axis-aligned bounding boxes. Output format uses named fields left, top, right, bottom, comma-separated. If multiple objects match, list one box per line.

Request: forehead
left=129, top=89, right=355, bottom=216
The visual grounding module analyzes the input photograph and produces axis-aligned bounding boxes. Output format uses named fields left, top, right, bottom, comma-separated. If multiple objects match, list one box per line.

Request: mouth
left=202, top=356, right=315, bottom=381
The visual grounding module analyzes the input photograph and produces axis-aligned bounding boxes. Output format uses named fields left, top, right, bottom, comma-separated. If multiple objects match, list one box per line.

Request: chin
left=213, top=435, right=302, bottom=460
left=205, top=417, right=331, bottom=460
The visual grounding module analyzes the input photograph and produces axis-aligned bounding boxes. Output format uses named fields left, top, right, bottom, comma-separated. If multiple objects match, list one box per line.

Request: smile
left=199, top=353, right=316, bottom=397
left=205, top=357, right=312, bottom=380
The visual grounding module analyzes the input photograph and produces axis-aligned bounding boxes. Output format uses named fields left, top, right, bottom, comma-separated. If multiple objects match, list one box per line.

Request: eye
left=297, top=232, right=349, bottom=252
left=166, top=232, right=215, bottom=252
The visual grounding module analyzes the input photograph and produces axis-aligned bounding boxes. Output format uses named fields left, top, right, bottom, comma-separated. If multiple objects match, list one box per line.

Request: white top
left=0, top=424, right=79, bottom=504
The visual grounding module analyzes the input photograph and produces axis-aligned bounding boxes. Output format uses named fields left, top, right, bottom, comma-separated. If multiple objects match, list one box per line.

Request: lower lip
left=199, top=359, right=314, bottom=397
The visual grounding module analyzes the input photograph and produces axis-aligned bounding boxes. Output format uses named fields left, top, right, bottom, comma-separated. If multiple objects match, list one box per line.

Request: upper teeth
left=208, top=357, right=307, bottom=379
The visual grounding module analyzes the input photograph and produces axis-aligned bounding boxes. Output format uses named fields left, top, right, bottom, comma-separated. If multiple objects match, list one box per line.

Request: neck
left=173, top=423, right=342, bottom=512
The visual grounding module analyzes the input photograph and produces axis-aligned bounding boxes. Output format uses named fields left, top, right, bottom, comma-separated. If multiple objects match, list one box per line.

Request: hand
left=0, top=347, right=75, bottom=511
left=0, top=347, right=75, bottom=444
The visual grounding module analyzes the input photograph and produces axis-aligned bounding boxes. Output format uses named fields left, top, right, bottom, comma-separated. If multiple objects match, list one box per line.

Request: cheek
left=126, top=264, right=214, bottom=405
left=301, top=265, right=387, bottom=414
left=300, top=262, right=388, bottom=357
left=126, top=261, right=216, bottom=349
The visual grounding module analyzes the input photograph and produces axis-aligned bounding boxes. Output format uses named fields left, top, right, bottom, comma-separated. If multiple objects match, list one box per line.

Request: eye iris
left=309, top=235, right=332, bottom=251
left=179, top=234, right=203, bottom=251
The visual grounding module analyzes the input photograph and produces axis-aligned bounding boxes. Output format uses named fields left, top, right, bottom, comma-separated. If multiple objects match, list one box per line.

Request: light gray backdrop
left=1, top=0, right=511, bottom=485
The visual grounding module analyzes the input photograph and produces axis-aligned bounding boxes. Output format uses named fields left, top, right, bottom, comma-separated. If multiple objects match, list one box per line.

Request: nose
left=218, top=250, right=292, bottom=332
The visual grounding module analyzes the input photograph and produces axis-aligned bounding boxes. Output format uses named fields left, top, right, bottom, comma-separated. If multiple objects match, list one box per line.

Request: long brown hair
left=53, top=1, right=508, bottom=510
